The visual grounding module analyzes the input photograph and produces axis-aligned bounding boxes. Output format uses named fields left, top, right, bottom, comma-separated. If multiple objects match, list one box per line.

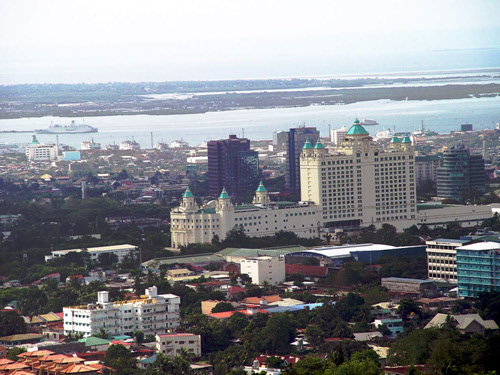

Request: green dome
left=256, top=181, right=267, bottom=192
left=314, top=140, right=325, bottom=149
left=182, top=187, right=194, bottom=198
left=302, top=138, right=313, bottom=149
left=390, top=136, right=400, bottom=143
left=353, top=118, right=360, bottom=124
left=401, top=136, right=412, bottom=144
left=346, top=124, right=369, bottom=136
left=30, top=135, right=40, bottom=145
left=219, top=188, right=230, bottom=199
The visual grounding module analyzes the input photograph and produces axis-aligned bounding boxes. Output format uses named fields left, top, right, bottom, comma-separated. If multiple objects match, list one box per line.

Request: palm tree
left=145, top=354, right=190, bottom=375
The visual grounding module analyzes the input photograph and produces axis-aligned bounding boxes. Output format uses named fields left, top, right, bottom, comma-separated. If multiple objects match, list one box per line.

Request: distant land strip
left=0, top=83, right=499, bottom=120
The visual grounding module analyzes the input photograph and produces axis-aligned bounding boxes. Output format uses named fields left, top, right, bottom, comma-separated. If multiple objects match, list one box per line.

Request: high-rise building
left=436, top=146, right=485, bottom=200
left=456, top=242, right=500, bottom=297
left=300, top=119, right=416, bottom=230
left=272, top=130, right=288, bottom=151
left=285, top=127, right=320, bottom=194
left=207, top=135, right=259, bottom=198
left=331, top=126, right=348, bottom=146
left=415, top=154, right=440, bottom=186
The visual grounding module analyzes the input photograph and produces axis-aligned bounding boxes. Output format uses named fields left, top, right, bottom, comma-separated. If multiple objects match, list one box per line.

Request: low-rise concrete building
left=46, top=244, right=137, bottom=263
left=240, top=256, right=285, bottom=285
left=64, top=287, right=180, bottom=337
left=381, top=277, right=436, bottom=297
left=156, top=333, right=201, bottom=357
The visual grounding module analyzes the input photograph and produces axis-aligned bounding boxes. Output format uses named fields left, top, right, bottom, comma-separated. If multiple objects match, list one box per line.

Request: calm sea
left=0, top=96, right=499, bottom=149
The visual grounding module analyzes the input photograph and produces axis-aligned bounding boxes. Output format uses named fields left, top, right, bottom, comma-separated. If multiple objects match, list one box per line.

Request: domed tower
left=313, top=139, right=325, bottom=158
left=253, top=181, right=270, bottom=205
left=216, top=188, right=233, bottom=212
left=390, top=135, right=401, bottom=150
left=301, top=137, right=314, bottom=159
left=343, top=118, right=372, bottom=154
left=181, top=187, right=197, bottom=212
left=217, top=188, right=234, bottom=237
left=401, top=135, right=413, bottom=152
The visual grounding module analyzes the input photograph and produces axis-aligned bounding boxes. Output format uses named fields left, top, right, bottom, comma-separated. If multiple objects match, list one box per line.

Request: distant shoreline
left=1, top=82, right=499, bottom=120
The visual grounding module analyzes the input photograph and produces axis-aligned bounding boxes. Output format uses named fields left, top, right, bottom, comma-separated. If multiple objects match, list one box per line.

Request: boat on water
left=36, top=120, right=98, bottom=134
left=360, top=119, right=379, bottom=126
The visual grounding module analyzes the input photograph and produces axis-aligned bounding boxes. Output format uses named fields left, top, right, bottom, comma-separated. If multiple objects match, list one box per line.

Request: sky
left=1, top=0, right=499, bottom=84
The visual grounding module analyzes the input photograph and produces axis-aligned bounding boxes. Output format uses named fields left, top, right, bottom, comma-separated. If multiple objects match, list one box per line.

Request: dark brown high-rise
left=207, top=135, right=259, bottom=198
left=285, top=127, right=320, bottom=194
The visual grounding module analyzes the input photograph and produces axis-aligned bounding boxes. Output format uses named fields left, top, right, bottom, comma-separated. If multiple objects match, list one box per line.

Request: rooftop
left=52, top=244, right=136, bottom=255
left=457, top=241, right=500, bottom=251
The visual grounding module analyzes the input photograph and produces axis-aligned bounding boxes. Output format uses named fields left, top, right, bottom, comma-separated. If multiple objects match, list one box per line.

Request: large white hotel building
left=300, top=119, right=417, bottom=230
left=63, top=286, right=180, bottom=337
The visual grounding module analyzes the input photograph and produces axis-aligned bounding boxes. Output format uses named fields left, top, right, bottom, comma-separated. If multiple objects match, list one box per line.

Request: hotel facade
left=300, top=119, right=417, bottom=231
left=170, top=183, right=321, bottom=248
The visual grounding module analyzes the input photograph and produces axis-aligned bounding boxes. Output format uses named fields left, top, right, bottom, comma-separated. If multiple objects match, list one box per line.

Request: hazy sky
left=1, top=0, right=499, bottom=84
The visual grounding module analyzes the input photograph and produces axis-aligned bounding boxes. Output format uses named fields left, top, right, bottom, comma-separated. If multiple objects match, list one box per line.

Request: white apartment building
left=63, top=287, right=180, bottom=337
left=331, top=126, right=348, bottom=146
left=240, top=256, right=285, bottom=285
left=45, top=244, right=137, bottom=263
left=300, top=119, right=417, bottom=230
left=170, top=182, right=321, bottom=248
left=25, top=135, right=58, bottom=161
left=156, top=333, right=201, bottom=357
left=426, top=238, right=471, bottom=284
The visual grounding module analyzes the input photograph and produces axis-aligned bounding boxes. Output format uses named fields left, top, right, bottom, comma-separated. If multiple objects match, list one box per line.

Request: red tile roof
left=207, top=311, right=237, bottom=319
left=242, top=295, right=281, bottom=304
left=285, top=264, right=329, bottom=278
left=228, top=286, right=246, bottom=294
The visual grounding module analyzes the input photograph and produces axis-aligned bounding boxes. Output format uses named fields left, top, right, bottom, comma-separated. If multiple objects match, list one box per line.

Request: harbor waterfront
left=0, top=95, right=499, bottom=149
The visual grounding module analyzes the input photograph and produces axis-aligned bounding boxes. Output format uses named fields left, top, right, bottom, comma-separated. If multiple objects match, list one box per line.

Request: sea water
left=0, top=95, right=499, bottom=149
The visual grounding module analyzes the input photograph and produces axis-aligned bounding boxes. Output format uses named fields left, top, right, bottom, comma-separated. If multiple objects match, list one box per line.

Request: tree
left=258, top=313, right=297, bottom=355
left=265, top=356, right=285, bottom=369
left=377, top=323, right=392, bottom=337
left=133, top=330, right=144, bottom=344
left=281, top=355, right=333, bottom=375
left=210, top=344, right=255, bottom=375
left=211, top=302, right=235, bottom=313
left=105, top=344, right=136, bottom=375
left=474, top=291, right=500, bottom=324
left=305, top=324, right=323, bottom=350
left=145, top=354, right=190, bottom=375
left=0, top=310, right=27, bottom=336
left=94, top=328, right=112, bottom=339
left=289, top=273, right=305, bottom=287
left=98, top=252, right=119, bottom=269
left=397, top=299, right=422, bottom=321
left=117, top=169, right=129, bottom=181
left=7, top=347, right=26, bottom=361
left=334, top=293, right=368, bottom=322
left=17, top=287, right=48, bottom=317
left=350, top=349, right=380, bottom=367
left=335, top=358, right=382, bottom=375
left=228, top=312, right=249, bottom=335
